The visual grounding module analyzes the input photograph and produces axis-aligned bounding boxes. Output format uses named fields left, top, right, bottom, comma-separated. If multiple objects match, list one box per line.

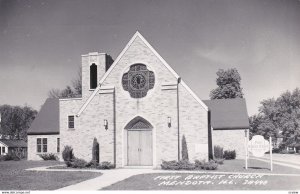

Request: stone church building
left=27, top=32, right=249, bottom=168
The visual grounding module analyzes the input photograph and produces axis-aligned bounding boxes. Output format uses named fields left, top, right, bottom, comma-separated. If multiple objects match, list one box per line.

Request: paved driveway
left=254, top=153, right=300, bottom=166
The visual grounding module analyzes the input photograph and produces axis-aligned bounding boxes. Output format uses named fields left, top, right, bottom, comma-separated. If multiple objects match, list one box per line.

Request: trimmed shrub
left=161, top=160, right=195, bottom=170
left=161, top=160, right=180, bottom=170
left=97, top=161, right=115, bottom=169
left=70, top=158, right=88, bottom=168
left=280, top=149, right=295, bottom=154
left=39, top=153, right=58, bottom=161
left=214, top=145, right=224, bottom=159
left=224, top=150, right=236, bottom=160
left=62, top=146, right=74, bottom=162
left=195, top=159, right=218, bottom=170
left=194, top=159, right=205, bottom=169
left=181, top=135, right=189, bottom=161
left=202, top=160, right=218, bottom=170
left=3, top=154, right=14, bottom=161
left=86, top=159, right=99, bottom=168
left=177, top=160, right=195, bottom=170
left=1, top=153, right=21, bottom=161
left=92, top=138, right=99, bottom=163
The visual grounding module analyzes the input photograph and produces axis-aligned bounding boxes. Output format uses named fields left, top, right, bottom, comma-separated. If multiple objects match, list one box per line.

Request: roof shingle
left=0, top=139, right=27, bottom=147
left=203, top=98, right=249, bottom=130
left=27, top=98, right=59, bottom=135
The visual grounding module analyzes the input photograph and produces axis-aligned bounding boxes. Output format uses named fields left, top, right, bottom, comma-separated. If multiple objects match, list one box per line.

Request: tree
left=0, top=105, right=37, bottom=141
left=181, top=135, right=189, bottom=161
left=92, top=138, right=99, bottom=163
left=210, top=68, right=244, bottom=99
left=250, top=88, right=300, bottom=149
left=48, top=67, right=82, bottom=98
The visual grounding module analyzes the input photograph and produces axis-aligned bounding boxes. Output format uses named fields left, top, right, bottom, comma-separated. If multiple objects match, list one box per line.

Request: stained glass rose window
left=122, top=64, right=155, bottom=98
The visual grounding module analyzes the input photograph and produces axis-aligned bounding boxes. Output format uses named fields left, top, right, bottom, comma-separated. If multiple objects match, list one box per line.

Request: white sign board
left=248, top=135, right=270, bottom=157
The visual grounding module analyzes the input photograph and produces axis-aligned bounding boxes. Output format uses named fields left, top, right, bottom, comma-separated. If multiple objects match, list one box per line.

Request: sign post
left=269, top=137, right=273, bottom=171
left=248, top=135, right=273, bottom=171
left=244, top=129, right=248, bottom=170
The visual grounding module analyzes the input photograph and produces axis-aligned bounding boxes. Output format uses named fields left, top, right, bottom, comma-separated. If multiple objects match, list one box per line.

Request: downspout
left=177, top=77, right=181, bottom=161
left=207, top=109, right=213, bottom=160
left=113, top=89, right=117, bottom=167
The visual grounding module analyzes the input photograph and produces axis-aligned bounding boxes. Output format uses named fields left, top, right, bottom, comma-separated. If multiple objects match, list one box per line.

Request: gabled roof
left=76, top=31, right=208, bottom=116
left=0, top=139, right=27, bottom=147
left=203, top=98, right=249, bottom=130
left=27, top=98, right=59, bottom=135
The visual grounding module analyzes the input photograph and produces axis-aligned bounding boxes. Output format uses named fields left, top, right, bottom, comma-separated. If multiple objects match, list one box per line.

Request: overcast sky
left=0, top=0, right=300, bottom=116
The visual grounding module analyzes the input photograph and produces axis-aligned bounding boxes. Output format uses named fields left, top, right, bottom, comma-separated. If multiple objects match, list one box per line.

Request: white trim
left=99, top=31, right=180, bottom=85
left=76, top=85, right=115, bottom=117
left=0, top=141, right=9, bottom=148
left=59, top=98, right=82, bottom=101
left=76, top=31, right=208, bottom=115
left=81, top=52, right=106, bottom=57
left=180, top=81, right=209, bottom=111
left=76, top=86, right=101, bottom=116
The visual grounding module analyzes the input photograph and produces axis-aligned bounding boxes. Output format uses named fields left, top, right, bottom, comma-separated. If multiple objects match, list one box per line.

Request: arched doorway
left=125, top=116, right=153, bottom=166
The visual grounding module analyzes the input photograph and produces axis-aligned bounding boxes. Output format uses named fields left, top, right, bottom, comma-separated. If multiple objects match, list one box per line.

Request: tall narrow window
left=2, top=147, right=5, bottom=154
left=57, top=138, right=60, bottom=153
left=68, top=115, right=75, bottom=129
left=37, top=138, right=47, bottom=153
left=90, top=63, right=97, bottom=89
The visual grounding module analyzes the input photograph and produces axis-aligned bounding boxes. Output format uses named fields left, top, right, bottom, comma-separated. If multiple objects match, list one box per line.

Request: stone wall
left=27, top=134, right=60, bottom=160
left=212, top=129, right=246, bottom=159
left=179, top=83, right=209, bottom=162
left=59, top=34, right=209, bottom=168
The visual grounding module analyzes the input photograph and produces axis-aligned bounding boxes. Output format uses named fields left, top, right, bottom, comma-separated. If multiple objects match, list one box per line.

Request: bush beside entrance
left=62, top=145, right=115, bottom=170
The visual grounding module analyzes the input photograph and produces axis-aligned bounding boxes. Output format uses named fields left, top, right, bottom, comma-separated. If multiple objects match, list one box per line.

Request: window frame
left=68, top=115, right=75, bottom=129
left=90, top=63, right=98, bottom=90
left=2, top=147, right=5, bottom=154
left=37, top=138, right=47, bottom=153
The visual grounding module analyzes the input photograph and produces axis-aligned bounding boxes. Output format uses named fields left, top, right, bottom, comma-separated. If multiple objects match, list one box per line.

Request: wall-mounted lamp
left=168, top=117, right=171, bottom=128
left=104, top=119, right=108, bottom=130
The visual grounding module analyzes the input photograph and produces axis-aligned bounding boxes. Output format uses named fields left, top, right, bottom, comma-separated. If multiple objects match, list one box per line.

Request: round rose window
left=122, top=64, right=155, bottom=98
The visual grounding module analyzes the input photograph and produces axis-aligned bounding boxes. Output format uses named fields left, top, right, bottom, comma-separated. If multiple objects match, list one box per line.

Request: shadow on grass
left=247, top=166, right=270, bottom=170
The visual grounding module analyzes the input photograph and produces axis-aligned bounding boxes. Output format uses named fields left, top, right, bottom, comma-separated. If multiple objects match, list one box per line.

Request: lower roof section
left=203, top=98, right=250, bottom=130
left=27, top=98, right=60, bottom=135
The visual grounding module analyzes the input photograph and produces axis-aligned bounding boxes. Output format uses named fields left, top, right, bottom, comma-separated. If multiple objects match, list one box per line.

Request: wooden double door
left=127, top=130, right=153, bottom=166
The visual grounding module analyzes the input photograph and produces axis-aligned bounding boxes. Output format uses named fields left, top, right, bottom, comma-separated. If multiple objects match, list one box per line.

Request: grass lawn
left=103, top=159, right=300, bottom=190
left=0, top=160, right=101, bottom=190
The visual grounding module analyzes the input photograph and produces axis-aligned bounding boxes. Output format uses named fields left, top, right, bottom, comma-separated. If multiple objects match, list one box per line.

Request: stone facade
left=27, top=135, right=60, bottom=160
left=58, top=33, right=210, bottom=167
left=27, top=32, right=249, bottom=167
left=212, top=129, right=246, bottom=159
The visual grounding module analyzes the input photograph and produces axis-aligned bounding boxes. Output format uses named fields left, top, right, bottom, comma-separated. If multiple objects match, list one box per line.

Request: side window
left=90, top=63, right=97, bottom=89
left=43, top=138, right=47, bottom=152
left=57, top=138, right=60, bottom=153
left=68, top=115, right=75, bottom=129
left=37, top=138, right=41, bottom=153
left=2, top=147, right=5, bottom=153
left=37, top=138, right=47, bottom=153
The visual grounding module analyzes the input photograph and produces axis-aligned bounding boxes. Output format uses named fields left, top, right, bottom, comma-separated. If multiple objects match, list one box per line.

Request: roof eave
left=27, top=132, right=60, bottom=135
